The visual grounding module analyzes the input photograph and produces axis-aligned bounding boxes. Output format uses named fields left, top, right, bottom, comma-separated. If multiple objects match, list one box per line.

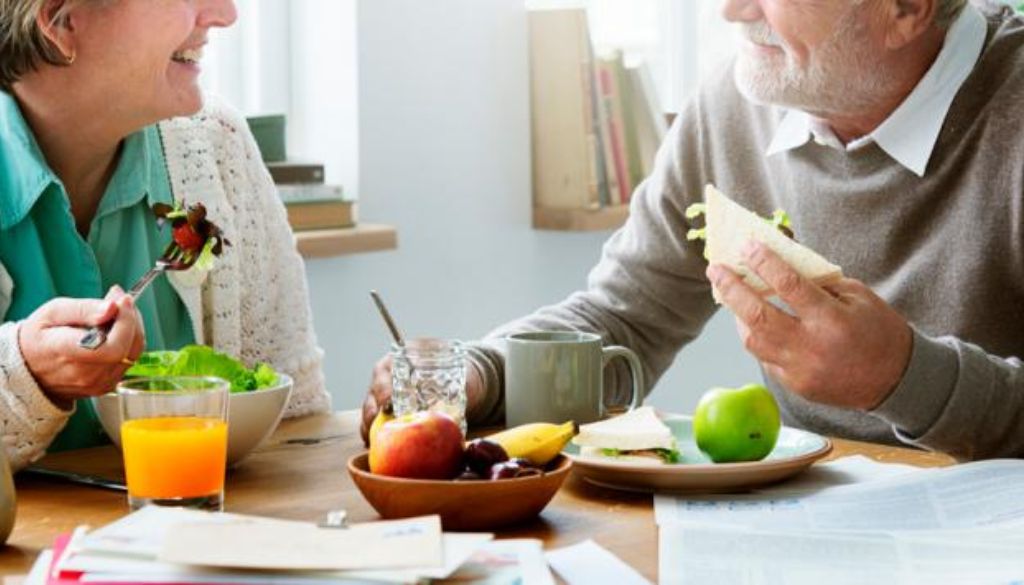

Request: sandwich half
left=693, top=184, right=843, bottom=299
left=572, top=406, right=680, bottom=464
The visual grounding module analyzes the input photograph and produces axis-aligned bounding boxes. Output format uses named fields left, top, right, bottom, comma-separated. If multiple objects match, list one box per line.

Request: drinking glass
left=391, top=338, right=467, bottom=434
left=118, top=377, right=229, bottom=511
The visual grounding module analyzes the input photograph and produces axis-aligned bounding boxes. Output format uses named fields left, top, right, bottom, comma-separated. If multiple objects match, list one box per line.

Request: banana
left=486, top=420, right=576, bottom=466
left=368, top=400, right=395, bottom=447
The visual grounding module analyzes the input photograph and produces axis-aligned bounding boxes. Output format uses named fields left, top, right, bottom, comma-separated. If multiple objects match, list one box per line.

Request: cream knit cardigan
left=0, top=97, right=332, bottom=470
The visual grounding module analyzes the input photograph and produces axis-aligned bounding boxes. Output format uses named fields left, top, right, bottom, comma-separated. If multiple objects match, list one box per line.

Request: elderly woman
left=0, top=0, right=330, bottom=470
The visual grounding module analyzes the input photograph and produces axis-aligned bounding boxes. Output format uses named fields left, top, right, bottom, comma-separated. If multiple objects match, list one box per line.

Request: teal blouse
left=0, top=91, right=195, bottom=451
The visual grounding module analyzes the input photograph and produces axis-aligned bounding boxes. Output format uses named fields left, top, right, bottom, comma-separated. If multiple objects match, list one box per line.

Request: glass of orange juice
left=118, top=377, right=229, bottom=511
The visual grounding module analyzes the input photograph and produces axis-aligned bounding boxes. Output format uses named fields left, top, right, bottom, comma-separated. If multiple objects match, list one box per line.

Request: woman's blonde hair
left=0, top=0, right=82, bottom=91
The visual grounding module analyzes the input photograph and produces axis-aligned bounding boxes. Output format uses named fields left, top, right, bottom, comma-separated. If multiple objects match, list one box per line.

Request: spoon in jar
left=370, top=289, right=418, bottom=387
left=370, top=290, right=406, bottom=348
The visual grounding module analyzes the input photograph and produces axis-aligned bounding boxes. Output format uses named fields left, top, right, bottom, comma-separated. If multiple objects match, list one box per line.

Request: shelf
left=532, top=205, right=630, bottom=232
left=294, top=224, right=398, bottom=259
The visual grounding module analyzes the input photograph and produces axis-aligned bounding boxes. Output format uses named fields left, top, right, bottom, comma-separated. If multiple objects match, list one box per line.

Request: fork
left=78, top=243, right=198, bottom=350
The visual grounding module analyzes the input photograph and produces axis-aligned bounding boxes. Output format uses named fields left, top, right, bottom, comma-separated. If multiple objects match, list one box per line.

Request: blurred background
left=196, top=0, right=764, bottom=414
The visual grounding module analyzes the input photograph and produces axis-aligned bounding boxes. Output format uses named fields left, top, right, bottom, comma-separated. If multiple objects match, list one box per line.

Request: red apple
left=369, top=411, right=465, bottom=479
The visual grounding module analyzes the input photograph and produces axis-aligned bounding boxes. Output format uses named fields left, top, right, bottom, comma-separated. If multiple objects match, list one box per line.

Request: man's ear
left=35, top=0, right=77, bottom=63
left=884, top=0, right=939, bottom=50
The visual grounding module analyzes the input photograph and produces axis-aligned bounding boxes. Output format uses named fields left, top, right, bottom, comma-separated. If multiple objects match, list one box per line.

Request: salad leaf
left=125, top=345, right=279, bottom=393
left=598, top=447, right=681, bottom=464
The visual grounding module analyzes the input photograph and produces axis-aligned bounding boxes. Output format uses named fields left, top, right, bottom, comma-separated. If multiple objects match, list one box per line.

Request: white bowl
left=92, top=375, right=293, bottom=467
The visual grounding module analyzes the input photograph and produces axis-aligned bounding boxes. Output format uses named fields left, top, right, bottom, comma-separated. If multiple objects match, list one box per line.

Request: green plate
left=564, top=413, right=832, bottom=493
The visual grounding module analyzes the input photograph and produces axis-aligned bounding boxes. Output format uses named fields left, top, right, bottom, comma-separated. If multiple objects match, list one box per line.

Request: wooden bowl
left=348, top=453, right=572, bottom=531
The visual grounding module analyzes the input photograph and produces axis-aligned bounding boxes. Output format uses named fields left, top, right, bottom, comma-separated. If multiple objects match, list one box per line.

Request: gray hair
left=0, top=0, right=82, bottom=91
left=935, top=0, right=970, bottom=29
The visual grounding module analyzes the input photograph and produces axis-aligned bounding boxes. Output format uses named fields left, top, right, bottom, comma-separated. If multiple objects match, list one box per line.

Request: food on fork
left=686, top=184, right=842, bottom=298
left=572, top=406, right=681, bottom=464
left=152, top=201, right=230, bottom=271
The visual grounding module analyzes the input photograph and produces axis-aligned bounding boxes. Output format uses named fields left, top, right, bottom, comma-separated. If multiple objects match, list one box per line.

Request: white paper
left=656, top=459, right=1024, bottom=532
left=159, top=515, right=442, bottom=571
left=12, top=549, right=50, bottom=585
left=68, top=533, right=488, bottom=583
left=545, top=539, right=650, bottom=585
left=656, top=459, right=1024, bottom=584
left=659, top=523, right=1024, bottom=585
left=79, top=506, right=238, bottom=558
left=445, top=539, right=555, bottom=585
left=753, top=455, right=919, bottom=495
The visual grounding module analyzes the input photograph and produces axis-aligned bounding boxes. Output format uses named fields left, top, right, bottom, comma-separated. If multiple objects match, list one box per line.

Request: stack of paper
left=22, top=507, right=555, bottom=585
left=655, top=457, right=1024, bottom=584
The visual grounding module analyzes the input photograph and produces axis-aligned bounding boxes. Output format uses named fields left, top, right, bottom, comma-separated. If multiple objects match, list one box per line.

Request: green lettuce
left=125, top=345, right=279, bottom=393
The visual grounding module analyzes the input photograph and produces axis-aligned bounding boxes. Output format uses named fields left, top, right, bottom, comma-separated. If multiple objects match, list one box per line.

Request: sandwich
left=687, top=184, right=843, bottom=300
left=572, top=406, right=680, bottom=464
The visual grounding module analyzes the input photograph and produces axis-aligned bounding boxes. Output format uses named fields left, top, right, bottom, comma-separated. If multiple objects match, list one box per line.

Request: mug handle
left=600, top=345, right=645, bottom=418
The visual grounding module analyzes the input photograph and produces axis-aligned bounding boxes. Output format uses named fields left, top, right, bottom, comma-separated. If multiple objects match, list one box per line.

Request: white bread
left=572, top=406, right=675, bottom=451
left=704, top=184, right=843, bottom=299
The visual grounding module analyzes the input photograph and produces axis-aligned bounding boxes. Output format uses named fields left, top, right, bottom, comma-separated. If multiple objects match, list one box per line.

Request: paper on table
left=158, top=515, right=442, bottom=571
left=545, top=540, right=651, bottom=585
left=13, top=550, right=50, bottom=585
left=656, top=459, right=1024, bottom=532
left=65, top=507, right=484, bottom=583
left=444, top=539, right=555, bottom=584
left=753, top=455, right=919, bottom=495
left=64, top=533, right=488, bottom=584
left=659, top=522, right=1024, bottom=585
left=80, top=506, right=237, bottom=558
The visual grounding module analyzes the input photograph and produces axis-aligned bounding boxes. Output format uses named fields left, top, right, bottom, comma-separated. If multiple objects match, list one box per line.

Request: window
left=529, top=0, right=739, bottom=112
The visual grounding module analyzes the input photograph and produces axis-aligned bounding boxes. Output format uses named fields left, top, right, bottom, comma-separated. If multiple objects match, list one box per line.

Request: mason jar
left=391, top=338, right=467, bottom=434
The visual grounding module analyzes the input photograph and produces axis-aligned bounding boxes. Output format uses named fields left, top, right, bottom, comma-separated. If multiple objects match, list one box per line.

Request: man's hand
left=18, top=287, right=146, bottom=408
left=707, top=241, right=912, bottom=411
left=360, top=354, right=486, bottom=445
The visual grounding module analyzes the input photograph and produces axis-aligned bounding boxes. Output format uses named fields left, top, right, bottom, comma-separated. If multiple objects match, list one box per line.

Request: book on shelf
left=285, top=199, right=356, bottom=232
left=277, top=183, right=344, bottom=204
left=266, top=160, right=325, bottom=185
left=627, top=62, right=669, bottom=178
left=528, top=8, right=602, bottom=210
left=528, top=8, right=667, bottom=216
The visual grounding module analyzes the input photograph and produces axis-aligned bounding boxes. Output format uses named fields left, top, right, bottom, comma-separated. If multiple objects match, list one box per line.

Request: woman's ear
left=36, top=0, right=77, bottom=64
left=884, top=0, right=939, bottom=50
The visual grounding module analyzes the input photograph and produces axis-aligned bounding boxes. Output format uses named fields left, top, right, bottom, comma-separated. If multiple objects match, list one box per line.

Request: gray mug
left=505, top=331, right=645, bottom=427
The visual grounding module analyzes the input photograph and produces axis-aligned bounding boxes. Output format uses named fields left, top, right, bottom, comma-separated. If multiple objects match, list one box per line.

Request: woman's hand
left=18, top=287, right=146, bottom=408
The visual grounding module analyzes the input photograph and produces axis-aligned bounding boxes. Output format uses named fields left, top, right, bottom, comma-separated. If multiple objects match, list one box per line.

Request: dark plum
left=464, top=439, right=509, bottom=475
left=488, top=460, right=543, bottom=480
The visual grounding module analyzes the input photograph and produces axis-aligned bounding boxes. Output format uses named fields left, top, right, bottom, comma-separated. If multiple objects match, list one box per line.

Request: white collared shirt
left=765, top=4, right=987, bottom=177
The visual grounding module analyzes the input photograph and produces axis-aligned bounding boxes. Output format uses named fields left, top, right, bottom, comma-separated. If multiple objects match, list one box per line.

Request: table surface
left=0, top=411, right=956, bottom=580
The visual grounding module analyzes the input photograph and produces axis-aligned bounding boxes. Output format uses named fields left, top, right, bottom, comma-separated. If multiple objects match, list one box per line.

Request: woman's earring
left=65, top=50, right=76, bottom=65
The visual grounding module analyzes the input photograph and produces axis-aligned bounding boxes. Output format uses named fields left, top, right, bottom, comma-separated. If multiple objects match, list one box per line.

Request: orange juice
left=121, top=416, right=227, bottom=500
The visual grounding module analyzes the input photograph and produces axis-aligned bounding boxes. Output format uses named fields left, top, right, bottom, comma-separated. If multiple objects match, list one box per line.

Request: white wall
left=299, top=0, right=761, bottom=415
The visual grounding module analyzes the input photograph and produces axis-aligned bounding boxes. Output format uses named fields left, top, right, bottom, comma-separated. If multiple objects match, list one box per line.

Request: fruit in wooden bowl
left=348, top=453, right=572, bottom=531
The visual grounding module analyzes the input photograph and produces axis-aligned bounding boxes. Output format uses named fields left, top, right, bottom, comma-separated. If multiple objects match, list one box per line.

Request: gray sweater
left=468, top=5, right=1024, bottom=461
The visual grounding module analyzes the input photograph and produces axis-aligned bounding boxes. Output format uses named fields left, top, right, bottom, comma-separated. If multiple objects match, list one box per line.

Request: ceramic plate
left=564, top=413, right=832, bottom=493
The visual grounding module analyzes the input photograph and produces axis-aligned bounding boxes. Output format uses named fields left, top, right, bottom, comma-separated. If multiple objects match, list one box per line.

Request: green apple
left=693, top=384, right=781, bottom=463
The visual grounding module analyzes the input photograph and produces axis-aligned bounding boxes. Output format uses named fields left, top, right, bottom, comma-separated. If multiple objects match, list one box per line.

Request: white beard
left=733, top=12, right=889, bottom=116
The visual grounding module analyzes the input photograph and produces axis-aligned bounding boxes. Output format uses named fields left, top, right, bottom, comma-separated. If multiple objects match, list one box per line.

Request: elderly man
left=364, top=0, right=1024, bottom=461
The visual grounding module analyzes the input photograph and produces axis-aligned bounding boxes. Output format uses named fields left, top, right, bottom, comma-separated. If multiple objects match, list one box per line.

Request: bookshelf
left=533, top=206, right=629, bottom=231
left=295, top=224, right=398, bottom=259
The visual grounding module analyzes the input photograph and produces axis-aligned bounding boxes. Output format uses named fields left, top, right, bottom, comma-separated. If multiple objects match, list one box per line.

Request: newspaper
left=656, top=458, right=1024, bottom=584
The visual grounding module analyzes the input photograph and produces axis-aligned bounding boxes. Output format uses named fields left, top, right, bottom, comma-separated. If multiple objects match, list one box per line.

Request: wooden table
left=0, top=411, right=955, bottom=580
